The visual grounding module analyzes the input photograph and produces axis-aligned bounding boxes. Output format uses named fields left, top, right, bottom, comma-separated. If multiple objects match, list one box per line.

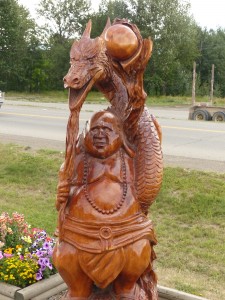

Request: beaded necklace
left=82, top=148, right=127, bottom=214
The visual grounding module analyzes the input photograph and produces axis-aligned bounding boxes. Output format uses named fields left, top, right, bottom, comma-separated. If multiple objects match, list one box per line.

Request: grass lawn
left=0, top=143, right=224, bottom=299
left=5, top=91, right=225, bottom=107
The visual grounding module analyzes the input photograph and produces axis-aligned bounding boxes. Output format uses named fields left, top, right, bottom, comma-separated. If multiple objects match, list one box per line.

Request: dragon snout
left=63, top=74, right=80, bottom=88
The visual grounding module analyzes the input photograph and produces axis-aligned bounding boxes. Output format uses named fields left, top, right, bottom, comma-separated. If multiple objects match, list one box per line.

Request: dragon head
left=64, top=18, right=152, bottom=111
left=64, top=19, right=110, bottom=110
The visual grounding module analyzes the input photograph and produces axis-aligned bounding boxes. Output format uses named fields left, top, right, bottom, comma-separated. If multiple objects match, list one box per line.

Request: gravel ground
left=48, top=290, right=67, bottom=300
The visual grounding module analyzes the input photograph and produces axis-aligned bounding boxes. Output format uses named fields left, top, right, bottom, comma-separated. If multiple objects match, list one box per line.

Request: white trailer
left=188, top=104, right=225, bottom=122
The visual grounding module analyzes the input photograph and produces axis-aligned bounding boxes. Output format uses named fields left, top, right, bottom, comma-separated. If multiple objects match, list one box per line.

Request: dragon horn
left=100, top=17, right=111, bottom=38
left=81, top=19, right=92, bottom=39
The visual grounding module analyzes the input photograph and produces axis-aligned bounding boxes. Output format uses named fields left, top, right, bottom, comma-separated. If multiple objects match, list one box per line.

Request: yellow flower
left=21, top=236, right=32, bottom=243
left=4, top=248, right=13, bottom=254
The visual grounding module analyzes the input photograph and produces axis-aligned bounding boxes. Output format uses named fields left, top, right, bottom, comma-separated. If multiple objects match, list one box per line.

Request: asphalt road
left=1, top=100, right=225, bottom=173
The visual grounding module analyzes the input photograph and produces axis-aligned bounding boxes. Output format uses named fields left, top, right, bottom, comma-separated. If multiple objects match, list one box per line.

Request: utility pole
left=192, top=62, right=196, bottom=106
left=210, top=64, right=214, bottom=105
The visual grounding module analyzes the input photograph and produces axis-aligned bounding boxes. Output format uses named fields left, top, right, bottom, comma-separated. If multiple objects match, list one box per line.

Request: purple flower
left=44, top=257, right=50, bottom=266
left=47, top=248, right=53, bottom=256
left=32, top=242, right=37, bottom=248
left=36, top=231, right=46, bottom=240
left=36, top=271, right=43, bottom=281
left=35, top=250, right=44, bottom=257
left=0, top=251, right=3, bottom=259
left=38, top=258, right=45, bottom=266
left=41, top=264, right=46, bottom=271
left=38, top=257, right=48, bottom=271
left=38, top=256, right=53, bottom=271
left=43, top=241, right=50, bottom=250
left=19, top=255, right=24, bottom=260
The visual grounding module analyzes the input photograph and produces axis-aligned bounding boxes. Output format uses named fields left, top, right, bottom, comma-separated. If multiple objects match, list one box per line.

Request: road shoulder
left=1, top=133, right=224, bottom=174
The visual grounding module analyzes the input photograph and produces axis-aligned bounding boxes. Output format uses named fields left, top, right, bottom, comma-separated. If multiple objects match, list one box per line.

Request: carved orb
left=105, top=24, right=139, bottom=61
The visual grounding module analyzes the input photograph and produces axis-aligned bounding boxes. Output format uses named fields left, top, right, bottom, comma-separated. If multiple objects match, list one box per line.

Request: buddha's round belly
left=87, top=178, right=123, bottom=210
left=68, top=178, right=138, bottom=218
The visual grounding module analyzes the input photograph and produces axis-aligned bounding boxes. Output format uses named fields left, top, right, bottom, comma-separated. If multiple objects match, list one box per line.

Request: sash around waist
left=61, top=212, right=157, bottom=253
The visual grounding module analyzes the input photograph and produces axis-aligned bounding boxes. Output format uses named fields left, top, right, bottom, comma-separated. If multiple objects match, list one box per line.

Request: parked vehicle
left=189, top=104, right=225, bottom=122
left=0, top=91, right=4, bottom=109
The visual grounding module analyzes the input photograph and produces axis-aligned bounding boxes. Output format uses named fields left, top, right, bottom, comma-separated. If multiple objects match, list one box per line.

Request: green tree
left=197, top=28, right=225, bottom=97
left=36, top=0, right=92, bottom=90
left=91, top=0, right=200, bottom=96
left=37, top=0, right=91, bottom=39
left=0, top=0, right=38, bottom=91
left=25, top=36, right=49, bottom=92
left=128, top=0, right=199, bottom=95
left=90, top=0, right=131, bottom=38
left=43, top=34, right=72, bottom=90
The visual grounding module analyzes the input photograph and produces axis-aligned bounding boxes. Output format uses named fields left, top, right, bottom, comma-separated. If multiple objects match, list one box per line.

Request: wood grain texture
left=54, top=18, right=163, bottom=300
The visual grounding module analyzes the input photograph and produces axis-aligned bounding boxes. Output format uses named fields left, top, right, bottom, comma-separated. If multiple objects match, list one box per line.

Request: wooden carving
left=53, top=18, right=163, bottom=300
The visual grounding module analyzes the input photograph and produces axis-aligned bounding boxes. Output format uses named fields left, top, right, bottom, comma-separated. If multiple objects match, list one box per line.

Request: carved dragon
left=57, top=18, right=163, bottom=215
left=54, top=18, right=163, bottom=300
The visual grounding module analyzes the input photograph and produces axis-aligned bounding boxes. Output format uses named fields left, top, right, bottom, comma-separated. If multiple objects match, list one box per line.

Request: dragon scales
left=53, top=18, right=163, bottom=300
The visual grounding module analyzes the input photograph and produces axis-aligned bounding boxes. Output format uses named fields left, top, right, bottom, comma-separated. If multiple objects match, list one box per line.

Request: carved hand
left=55, top=182, right=70, bottom=211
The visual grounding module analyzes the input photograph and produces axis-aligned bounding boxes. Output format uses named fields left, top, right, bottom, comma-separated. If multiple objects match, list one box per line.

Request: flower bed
left=0, top=212, right=57, bottom=289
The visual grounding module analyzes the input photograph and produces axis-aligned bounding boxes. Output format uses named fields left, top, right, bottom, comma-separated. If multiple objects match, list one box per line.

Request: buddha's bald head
left=84, top=111, right=123, bottom=158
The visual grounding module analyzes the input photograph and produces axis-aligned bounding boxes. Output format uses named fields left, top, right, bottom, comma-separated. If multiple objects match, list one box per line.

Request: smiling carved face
left=84, top=111, right=123, bottom=159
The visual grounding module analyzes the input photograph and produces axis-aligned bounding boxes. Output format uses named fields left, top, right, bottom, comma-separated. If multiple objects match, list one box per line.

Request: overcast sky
left=18, top=0, right=225, bottom=30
